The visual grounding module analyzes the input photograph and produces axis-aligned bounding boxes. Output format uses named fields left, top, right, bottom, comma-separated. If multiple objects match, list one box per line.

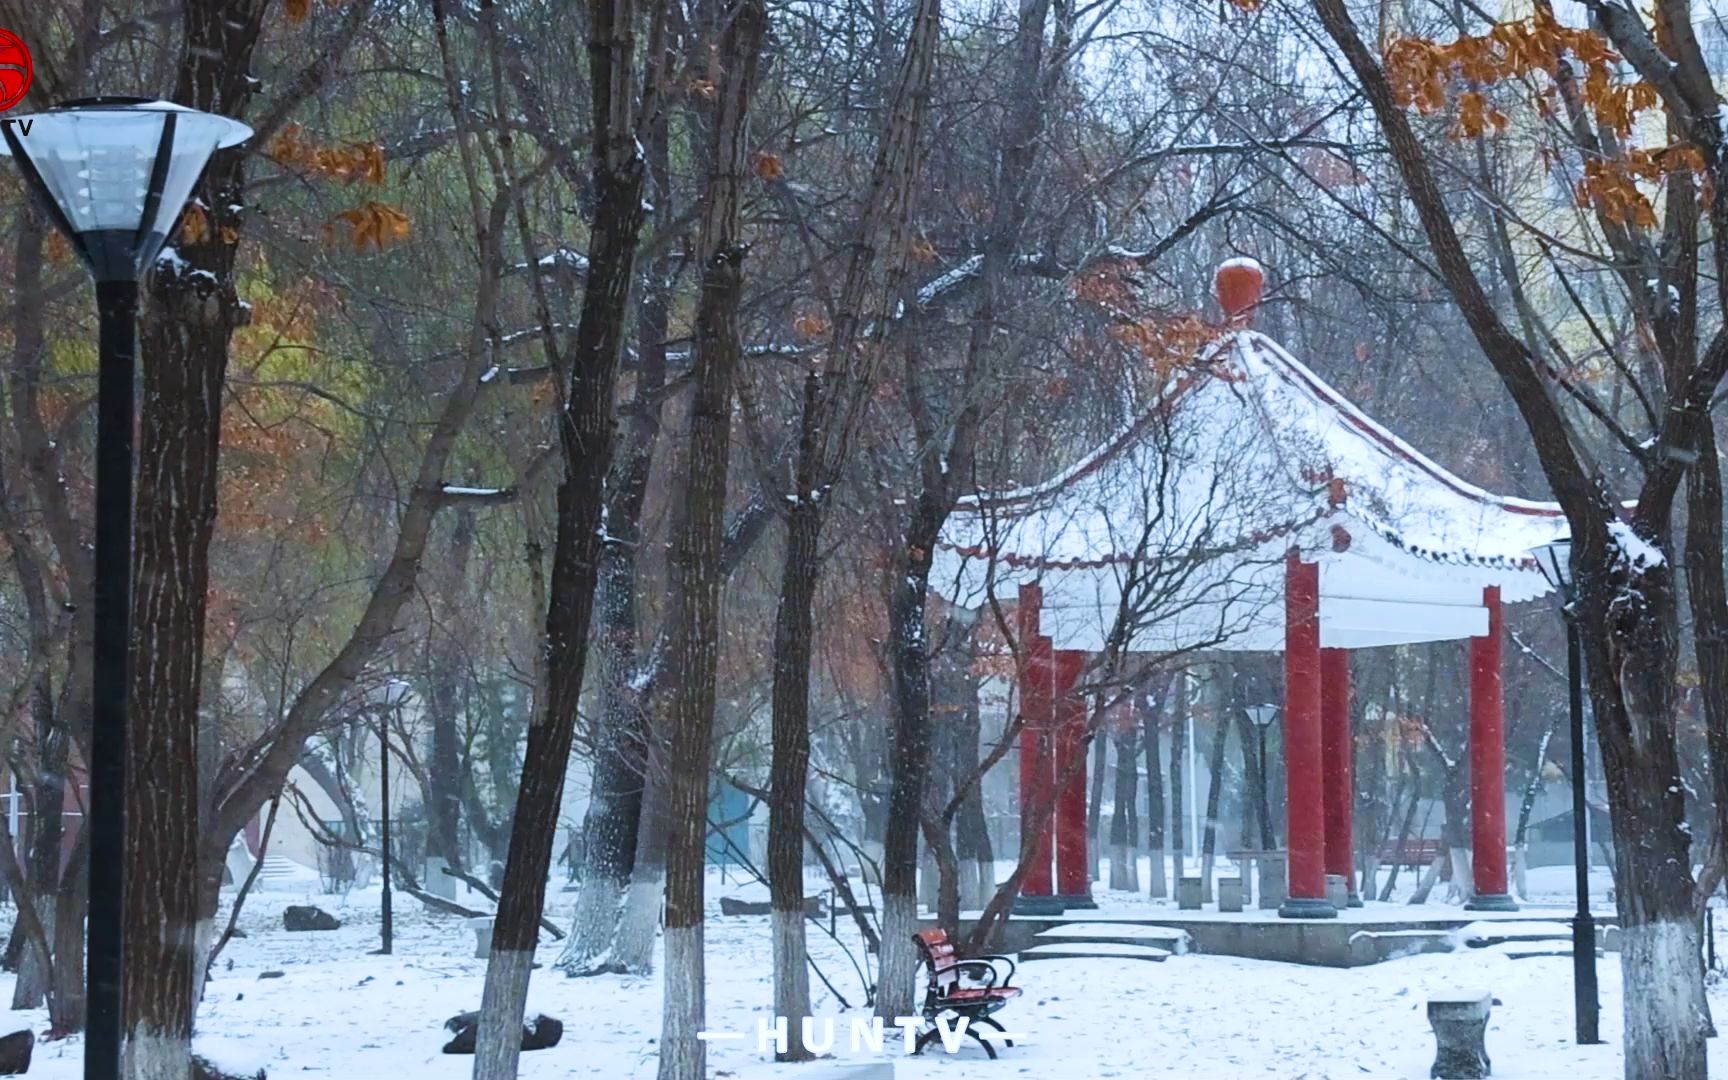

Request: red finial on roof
left=1215, top=257, right=1264, bottom=325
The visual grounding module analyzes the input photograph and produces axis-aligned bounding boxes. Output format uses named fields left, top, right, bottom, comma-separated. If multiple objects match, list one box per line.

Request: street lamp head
left=0, top=98, right=251, bottom=282
left=381, top=678, right=412, bottom=708
left=1246, top=704, right=1279, bottom=729
left=1530, top=536, right=1575, bottom=600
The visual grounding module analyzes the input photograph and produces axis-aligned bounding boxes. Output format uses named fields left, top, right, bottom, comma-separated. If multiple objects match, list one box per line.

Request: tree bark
left=470, top=1, right=664, bottom=1073
left=656, top=5, right=767, bottom=1077
left=125, top=1, right=271, bottom=1071
left=1144, top=688, right=1167, bottom=898
left=1109, top=719, right=1139, bottom=891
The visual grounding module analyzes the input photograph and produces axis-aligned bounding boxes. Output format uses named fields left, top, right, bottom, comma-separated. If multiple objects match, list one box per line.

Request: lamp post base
left=1465, top=893, right=1519, bottom=912
left=1054, top=892, right=1097, bottom=910
left=1278, top=896, right=1338, bottom=919
left=1573, top=912, right=1602, bottom=1044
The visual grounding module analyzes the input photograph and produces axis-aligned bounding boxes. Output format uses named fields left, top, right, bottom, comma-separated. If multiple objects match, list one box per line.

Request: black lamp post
left=0, top=98, right=251, bottom=1080
left=1246, top=705, right=1278, bottom=849
left=1530, top=536, right=1602, bottom=1046
left=375, top=679, right=411, bottom=956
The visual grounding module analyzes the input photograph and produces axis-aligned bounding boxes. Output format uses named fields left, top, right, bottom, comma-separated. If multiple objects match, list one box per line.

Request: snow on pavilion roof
left=933, top=330, right=1568, bottom=653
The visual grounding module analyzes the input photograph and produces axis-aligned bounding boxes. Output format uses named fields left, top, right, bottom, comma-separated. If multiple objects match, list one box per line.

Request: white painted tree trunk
left=1446, top=847, right=1474, bottom=904
left=554, top=877, right=625, bottom=975
left=471, top=947, right=534, bottom=1080
left=771, top=908, right=811, bottom=1059
left=917, top=845, right=938, bottom=911
left=657, top=925, right=705, bottom=1080
left=1110, top=843, right=1139, bottom=891
left=1512, top=844, right=1528, bottom=900
left=612, top=872, right=663, bottom=974
left=1147, top=846, right=1167, bottom=898
left=1621, top=919, right=1709, bottom=1080
left=873, top=891, right=919, bottom=1021
left=859, top=840, right=885, bottom=889
left=970, top=857, right=995, bottom=910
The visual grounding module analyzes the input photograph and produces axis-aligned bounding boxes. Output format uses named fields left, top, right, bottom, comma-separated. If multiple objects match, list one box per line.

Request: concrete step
left=1020, top=941, right=1170, bottom=962
left=1033, top=922, right=1189, bottom=954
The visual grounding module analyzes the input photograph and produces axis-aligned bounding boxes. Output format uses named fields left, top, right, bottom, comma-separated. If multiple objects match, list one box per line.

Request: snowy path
left=7, top=876, right=1726, bottom=1079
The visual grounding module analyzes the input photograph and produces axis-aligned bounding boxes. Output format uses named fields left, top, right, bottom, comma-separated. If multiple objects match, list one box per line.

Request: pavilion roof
left=934, top=329, right=1568, bottom=652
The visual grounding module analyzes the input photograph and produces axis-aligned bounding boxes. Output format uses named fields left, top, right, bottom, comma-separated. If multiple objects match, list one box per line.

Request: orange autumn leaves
left=264, top=123, right=410, bottom=252
left=1385, top=12, right=1701, bottom=227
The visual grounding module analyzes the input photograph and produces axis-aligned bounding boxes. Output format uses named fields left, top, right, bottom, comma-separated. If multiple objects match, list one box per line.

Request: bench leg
left=979, top=1015, right=1014, bottom=1048
left=967, top=1025, right=1000, bottom=1060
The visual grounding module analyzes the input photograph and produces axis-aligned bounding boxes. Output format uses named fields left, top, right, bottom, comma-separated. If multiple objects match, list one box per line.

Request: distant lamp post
left=1246, top=705, right=1279, bottom=849
left=1530, top=536, right=1602, bottom=1046
left=0, top=98, right=250, bottom=1080
left=375, top=679, right=412, bottom=956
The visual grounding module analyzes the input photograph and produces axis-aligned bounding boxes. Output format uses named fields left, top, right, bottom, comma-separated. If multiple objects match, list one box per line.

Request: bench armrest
left=947, top=959, right=1003, bottom=990
left=974, top=954, right=1017, bottom=987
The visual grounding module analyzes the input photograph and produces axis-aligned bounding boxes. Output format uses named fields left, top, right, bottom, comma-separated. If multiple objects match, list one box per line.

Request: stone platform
left=934, top=902, right=1615, bottom=968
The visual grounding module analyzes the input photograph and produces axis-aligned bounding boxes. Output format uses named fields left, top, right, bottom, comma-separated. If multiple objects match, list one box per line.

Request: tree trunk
left=954, top=677, right=995, bottom=909
left=1087, top=730, right=1107, bottom=881
left=767, top=507, right=821, bottom=1060
left=1200, top=695, right=1229, bottom=902
left=1170, top=673, right=1187, bottom=885
left=656, top=7, right=766, bottom=1076
left=1109, top=720, right=1139, bottom=891
left=425, top=504, right=477, bottom=884
left=559, top=107, right=674, bottom=977
left=1144, top=690, right=1167, bottom=898
left=612, top=769, right=668, bottom=975
left=470, top=4, right=659, bottom=1073
left=125, top=0, right=268, bottom=1067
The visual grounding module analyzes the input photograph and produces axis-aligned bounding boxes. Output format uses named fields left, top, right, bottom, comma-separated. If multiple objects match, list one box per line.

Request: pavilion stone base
left=1054, top=892, right=1096, bottom=910
left=1278, top=896, right=1339, bottom=920
left=1463, top=893, right=1519, bottom=912
left=1012, top=895, right=1067, bottom=916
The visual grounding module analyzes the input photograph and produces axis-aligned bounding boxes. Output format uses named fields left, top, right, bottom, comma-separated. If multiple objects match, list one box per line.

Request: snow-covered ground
left=7, top=862, right=1726, bottom=1079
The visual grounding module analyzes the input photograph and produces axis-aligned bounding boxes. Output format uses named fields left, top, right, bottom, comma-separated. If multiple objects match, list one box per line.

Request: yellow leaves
left=267, top=123, right=388, bottom=186
left=43, top=229, right=70, bottom=265
left=1572, top=142, right=1711, bottom=226
left=753, top=151, right=783, bottom=181
left=908, top=237, right=938, bottom=263
left=1386, top=15, right=1637, bottom=139
left=322, top=202, right=412, bottom=252
left=180, top=204, right=209, bottom=243
left=1452, top=91, right=1509, bottom=138
left=286, top=0, right=343, bottom=23
left=1224, top=0, right=1262, bottom=8
left=792, top=312, right=830, bottom=339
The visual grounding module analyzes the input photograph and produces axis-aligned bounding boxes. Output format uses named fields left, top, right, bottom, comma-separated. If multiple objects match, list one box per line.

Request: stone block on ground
left=1426, top=991, right=1492, bottom=1079
left=0, top=1029, right=31, bottom=1075
left=441, top=1011, right=564, bottom=1054
left=282, top=905, right=341, bottom=932
left=464, top=916, right=495, bottom=959
left=717, top=895, right=825, bottom=918
left=1218, top=876, right=1244, bottom=913
left=1177, top=877, right=1203, bottom=911
left=1324, top=874, right=1348, bottom=910
left=1258, top=859, right=1286, bottom=909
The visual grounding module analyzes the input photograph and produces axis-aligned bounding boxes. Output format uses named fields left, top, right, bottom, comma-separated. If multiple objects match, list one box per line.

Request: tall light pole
left=0, top=98, right=251, bottom=1080
left=1530, top=537, right=1602, bottom=1046
left=375, top=679, right=411, bottom=956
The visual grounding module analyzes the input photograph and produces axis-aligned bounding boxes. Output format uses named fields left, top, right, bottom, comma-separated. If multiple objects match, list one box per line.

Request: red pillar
left=1015, top=585, right=1058, bottom=909
left=1467, top=586, right=1518, bottom=910
left=1321, top=648, right=1359, bottom=905
left=1281, top=553, right=1334, bottom=917
left=1053, top=649, right=1094, bottom=906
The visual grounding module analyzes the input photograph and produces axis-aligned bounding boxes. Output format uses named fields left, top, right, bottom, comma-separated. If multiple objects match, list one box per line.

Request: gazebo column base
left=1278, top=897, right=1338, bottom=919
left=1012, top=895, right=1067, bottom=916
left=1054, top=892, right=1096, bottom=910
left=1464, top=893, right=1519, bottom=912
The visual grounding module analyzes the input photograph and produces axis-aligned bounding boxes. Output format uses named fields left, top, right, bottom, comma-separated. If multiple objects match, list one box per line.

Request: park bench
left=911, top=928, right=1021, bottom=1059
